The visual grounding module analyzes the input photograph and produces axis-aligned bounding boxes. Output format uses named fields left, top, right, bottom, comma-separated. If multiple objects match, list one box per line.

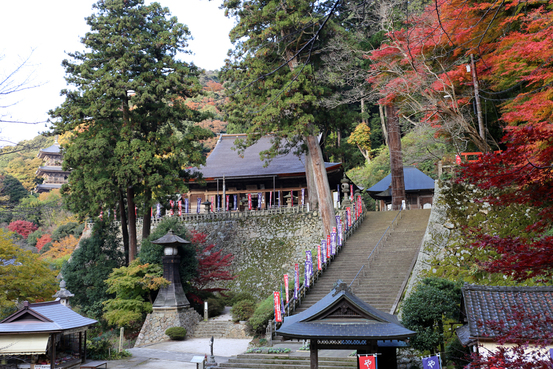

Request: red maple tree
left=8, top=220, right=38, bottom=239
left=189, top=230, right=235, bottom=293
left=469, top=308, right=553, bottom=368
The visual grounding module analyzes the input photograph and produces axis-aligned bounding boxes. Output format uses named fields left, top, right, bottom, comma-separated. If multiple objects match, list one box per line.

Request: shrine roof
left=462, top=284, right=553, bottom=341
left=190, top=134, right=341, bottom=180
left=277, top=281, right=415, bottom=340
left=0, top=301, right=96, bottom=334
left=366, top=167, right=435, bottom=194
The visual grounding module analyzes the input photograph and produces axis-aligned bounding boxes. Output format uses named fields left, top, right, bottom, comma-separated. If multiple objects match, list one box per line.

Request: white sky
left=0, top=0, right=235, bottom=146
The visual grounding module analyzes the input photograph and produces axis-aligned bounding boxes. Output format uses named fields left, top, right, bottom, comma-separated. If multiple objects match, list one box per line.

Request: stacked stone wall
left=135, top=307, right=201, bottom=347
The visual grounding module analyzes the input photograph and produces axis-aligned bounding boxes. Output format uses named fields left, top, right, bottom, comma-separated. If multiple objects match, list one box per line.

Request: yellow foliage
left=40, top=235, right=79, bottom=260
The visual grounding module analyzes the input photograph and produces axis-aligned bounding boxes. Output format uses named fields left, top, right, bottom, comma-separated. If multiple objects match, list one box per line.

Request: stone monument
left=135, top=230, right=201, bottom=346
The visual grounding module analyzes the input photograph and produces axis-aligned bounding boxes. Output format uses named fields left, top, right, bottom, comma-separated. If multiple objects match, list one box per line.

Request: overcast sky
left=0, top=0, right=235, bottom=146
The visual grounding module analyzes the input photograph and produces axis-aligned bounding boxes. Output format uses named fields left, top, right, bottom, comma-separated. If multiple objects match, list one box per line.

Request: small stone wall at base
left=135, top=307, right=201, bottom=347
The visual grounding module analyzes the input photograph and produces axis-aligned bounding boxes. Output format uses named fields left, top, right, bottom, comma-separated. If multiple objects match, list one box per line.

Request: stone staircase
left=294, top=209, right=431, bottom=314
left=191, top=308, right=251, bottom=339
left=219, top=353, right=356, bottom=368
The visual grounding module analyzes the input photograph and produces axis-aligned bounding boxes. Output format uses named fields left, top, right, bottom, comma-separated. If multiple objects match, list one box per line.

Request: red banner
left=317, top=244, right=322, bottom=270
left=358, top=354, right=377, bottom=369
left=326, top=235, right=331, bottom=259
left=248, top=193, right=252, bottom=210
left=178, top=200, right=182, bottom=216
left=347, top=207, right=352, bottom=227
left=284, top=274, right=289, bottom=304
left=273, top=292, right=282, bottom=322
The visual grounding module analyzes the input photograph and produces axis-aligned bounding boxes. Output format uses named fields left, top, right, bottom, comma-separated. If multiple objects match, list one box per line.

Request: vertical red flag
left=226, top=195, right=230, bottom=211
left=455, top=154, right=461, bottom=165
left=284, top=274, right=289, bottom=304
left=273, top=292, right=282, bottom=322
left=326, top=235, right=331, bottom=259
left=248, top=193, right=252, bottom=210
left=317, top=244, right=322, bottom=270
left=347, top=207, right=352, bottom=227
left=358, top=354, right=377, bottom=369
left=178, top=200, right=182, bottom=216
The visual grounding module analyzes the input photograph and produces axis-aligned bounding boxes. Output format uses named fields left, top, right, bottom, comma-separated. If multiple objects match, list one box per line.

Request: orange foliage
left=36, top=234, right=52, bottom=252
left=40, top=235, right=79, bottom=260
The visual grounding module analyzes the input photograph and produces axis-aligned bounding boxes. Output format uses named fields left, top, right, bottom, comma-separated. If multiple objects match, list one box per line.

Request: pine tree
left=49, top=0, right=210, bottom=262
left=221, top=0, right=342, bottom=235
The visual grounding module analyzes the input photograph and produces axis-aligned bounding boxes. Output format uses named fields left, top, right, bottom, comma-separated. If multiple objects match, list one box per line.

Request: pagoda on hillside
left=35, top=140, right=70, bottom=193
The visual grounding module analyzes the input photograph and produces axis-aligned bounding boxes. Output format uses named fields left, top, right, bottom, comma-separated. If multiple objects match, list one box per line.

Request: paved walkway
left=108, top=337, right=252, bottom=368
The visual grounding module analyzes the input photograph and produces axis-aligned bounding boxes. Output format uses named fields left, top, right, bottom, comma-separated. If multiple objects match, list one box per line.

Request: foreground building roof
left=460, top=284, right=553, bottom=344
left=277, top=281, right=415, bottom=341
left=0, top=301, right=97, bottom=334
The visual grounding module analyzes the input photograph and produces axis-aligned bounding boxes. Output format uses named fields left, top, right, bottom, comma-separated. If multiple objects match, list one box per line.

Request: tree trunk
left=118, top=187, right=130, bottom=265
left=306, top=134, right=336, bottom=236
left=305, top=149, right=318, bottom=210
left=470, top=54, right=486, bottom=149
left=379, top=104, right=389, bottom=147
left=386, top=105, right=405, bottom=210
left=127, top=186, right=137, bottom=262
left=142, top=187, right=152, bottom=240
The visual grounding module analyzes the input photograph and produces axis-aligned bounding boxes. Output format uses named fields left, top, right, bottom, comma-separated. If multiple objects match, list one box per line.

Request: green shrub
left=165, top=327, right=187, bottom=340
left=231, top=299, right=256, bottom=322
left=228, top=292, right=255, bottom=306
left=27, top=230, right=46, bottom=247
left=207, top=297, right=225, bottom=316
left=52, top=222, right=80, bottom=241
left=248, top=295, right=274, bottom=334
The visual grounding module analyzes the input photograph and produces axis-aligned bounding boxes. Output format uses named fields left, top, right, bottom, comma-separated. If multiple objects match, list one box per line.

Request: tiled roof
left=462, top=284, right=553, bottom=340
left=277, top=281, right=415, bottom=340
left=191, top=134, right=340, bottom=179
left=366, top=167, right=435, bottom=193
left=0, top=301, right=96, bottom=334
left=39, top=144, right=61, bottom=154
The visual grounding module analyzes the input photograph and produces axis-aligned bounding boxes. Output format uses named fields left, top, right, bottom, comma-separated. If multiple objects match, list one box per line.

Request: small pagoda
left=35, top=140, right=70, bottom=193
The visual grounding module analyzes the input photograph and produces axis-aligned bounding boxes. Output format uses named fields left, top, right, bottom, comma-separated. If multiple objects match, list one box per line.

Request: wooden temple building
left=35, top=142, right=70, bottom=193
left=277, top=281, right=415, bottom=369
left=185, top=134, right=343, bottom=212
left=365, top=166, right=435, bottom=211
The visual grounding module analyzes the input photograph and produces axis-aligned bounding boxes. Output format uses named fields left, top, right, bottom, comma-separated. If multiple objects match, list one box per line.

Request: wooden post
left=386, top=105, right=405, bottom=210
left=310, top=339, right=318, bottom=369
left=50, top=333, right=56, bottom=369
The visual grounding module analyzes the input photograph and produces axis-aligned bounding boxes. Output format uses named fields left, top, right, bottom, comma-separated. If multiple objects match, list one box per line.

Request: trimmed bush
left=226, top=291, right=255, bottom=306
left=248, top=295, right=274, bottom=335
left=231, top=299, right=256, bottom=322
left=207, top=297, right=225, bottom=317
left=165, top=327, right=187, bottom=340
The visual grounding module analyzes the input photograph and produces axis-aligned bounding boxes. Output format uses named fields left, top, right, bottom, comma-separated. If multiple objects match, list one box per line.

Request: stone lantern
left=135, top=230, right=202, bottom=346
left=341, top=173, right=351, bottom=208
left=151, top=229, right=191, bottom=308
left=53, top=279, right=74, bottom=308
left=202, top=200, right=212, bottom=214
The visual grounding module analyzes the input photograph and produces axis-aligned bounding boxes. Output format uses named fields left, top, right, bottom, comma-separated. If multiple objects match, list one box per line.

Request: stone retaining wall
left=135, top=307, right=201, bottom=347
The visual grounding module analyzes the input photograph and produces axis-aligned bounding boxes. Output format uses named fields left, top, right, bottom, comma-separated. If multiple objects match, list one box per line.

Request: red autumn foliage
left=469, top=308, right=553, bottom=368
left=8, top=220, right=38, bottom=239
left=36, top=234, right=52, bottom=252
left=460, top=123, right=553, bottom=280
left=189, top=230, right=235, bottom=293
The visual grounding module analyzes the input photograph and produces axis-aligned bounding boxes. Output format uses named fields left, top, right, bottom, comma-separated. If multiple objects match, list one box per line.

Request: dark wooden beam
left=310, top=339, right=318, bottom=369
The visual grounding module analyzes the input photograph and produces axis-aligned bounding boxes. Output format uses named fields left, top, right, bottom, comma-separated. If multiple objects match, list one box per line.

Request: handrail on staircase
left=349, top=207, right=404, bottom=288
left=280, top=205, right=367, bottom=320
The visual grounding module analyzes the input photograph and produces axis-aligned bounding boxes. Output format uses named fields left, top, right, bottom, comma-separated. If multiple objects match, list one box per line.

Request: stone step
left=292, top=209, right=430, bottom=314
left=219, top=354, right=356, bottom=369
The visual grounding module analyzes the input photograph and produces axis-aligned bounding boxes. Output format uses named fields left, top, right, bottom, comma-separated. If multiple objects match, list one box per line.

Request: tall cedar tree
left=49, top=0, right=210, bottom=262
left=221, top=0, right=339, bottom=236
